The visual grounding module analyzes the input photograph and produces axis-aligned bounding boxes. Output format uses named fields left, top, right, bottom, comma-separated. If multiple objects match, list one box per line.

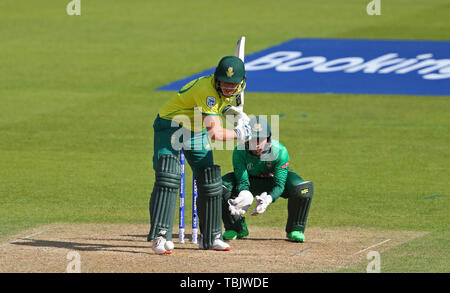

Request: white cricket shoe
left=199, top=234, right=231, bottom=251
left=152, top=231, right=172, bottom=255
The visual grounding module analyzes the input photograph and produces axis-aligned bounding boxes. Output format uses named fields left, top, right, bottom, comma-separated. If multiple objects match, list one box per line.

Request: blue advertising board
left=158, top=38, right=450, bottom=96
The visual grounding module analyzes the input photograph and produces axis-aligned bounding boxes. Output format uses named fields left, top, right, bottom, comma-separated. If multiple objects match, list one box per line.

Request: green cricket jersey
left=232, top=140, right=290, bottom=201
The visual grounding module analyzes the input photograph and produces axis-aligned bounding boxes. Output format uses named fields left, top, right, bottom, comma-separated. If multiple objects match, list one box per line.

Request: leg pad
left=286, top=181, right=314, bottom=233
left=196, top=165, right=223, bottom=249
left=148, top=155, right=182, bottom=241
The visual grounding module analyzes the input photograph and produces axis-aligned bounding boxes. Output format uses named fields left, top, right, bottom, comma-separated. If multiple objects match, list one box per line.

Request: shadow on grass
left=10, top=232, right=203, bottom=253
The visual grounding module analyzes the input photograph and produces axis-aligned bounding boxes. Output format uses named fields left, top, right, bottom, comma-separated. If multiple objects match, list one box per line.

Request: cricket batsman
left=148, top=56, right=252, bottom=254
left=222, top=116, right=314, bottom=242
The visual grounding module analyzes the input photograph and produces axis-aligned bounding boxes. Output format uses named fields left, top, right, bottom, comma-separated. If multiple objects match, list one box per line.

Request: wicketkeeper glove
left=250, top=192, right=273, bottom=216
left=228, top=190, right=254, bottom=216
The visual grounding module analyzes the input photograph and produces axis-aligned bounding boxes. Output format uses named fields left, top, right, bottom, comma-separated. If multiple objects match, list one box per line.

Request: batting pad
left=196, top=165, right=223, bottom=249
left=149, top=155, right=182, bottom=241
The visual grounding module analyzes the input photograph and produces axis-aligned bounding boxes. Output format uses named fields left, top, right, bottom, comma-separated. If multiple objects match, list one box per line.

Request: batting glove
left=223, top=106, right=251, bottom=126
left=250, top=192, right=273, bottom=216
left=234, top=121, right=252, bottom=144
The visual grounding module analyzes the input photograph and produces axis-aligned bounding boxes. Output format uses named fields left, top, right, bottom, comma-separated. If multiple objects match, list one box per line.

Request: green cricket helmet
left=246, top=116, right=272, bottom=155
left=214, top=56, right=246, bottom=97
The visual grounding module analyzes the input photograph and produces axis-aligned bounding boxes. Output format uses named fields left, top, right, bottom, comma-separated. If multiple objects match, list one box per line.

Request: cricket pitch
left=0, top=223, right=426, bottom=273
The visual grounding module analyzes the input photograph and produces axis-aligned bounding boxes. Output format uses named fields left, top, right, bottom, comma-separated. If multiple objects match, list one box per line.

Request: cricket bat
left=234, top=36, right=245, bottom=109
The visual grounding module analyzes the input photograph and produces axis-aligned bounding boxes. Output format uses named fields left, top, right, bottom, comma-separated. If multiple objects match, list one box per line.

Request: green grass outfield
left=0, top=0, right=449, bottom=272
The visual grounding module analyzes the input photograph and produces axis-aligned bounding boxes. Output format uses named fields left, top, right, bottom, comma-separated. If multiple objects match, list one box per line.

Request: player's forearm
left=204, top=115, right=237, bottom=141
left=233, top=167, right=251, bottom=192
left=269, top=168, right=288, bottom=200
left=269, top=186, right=283, bottom=201
left=209, top=127, right=237, bottom=141
left=236, top=179, right=251, bottom=193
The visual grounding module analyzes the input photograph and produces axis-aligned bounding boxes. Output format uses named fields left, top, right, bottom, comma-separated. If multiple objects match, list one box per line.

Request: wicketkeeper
left=148, top=56, right=252, bottom=254
left=222, top=116, right=314, bottom=242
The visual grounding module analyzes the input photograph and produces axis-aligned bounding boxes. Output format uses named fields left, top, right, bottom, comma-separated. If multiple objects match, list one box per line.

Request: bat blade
left=234, top=36, right=246, bottom=109
left=235, top=36, right=245, bottom=62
